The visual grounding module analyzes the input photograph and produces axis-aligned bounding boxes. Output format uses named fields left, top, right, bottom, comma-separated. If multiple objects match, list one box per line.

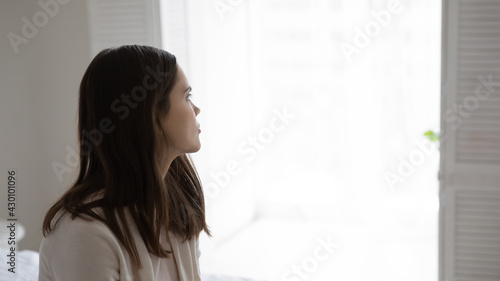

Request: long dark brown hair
left=42, top=45, right=211, bottom=270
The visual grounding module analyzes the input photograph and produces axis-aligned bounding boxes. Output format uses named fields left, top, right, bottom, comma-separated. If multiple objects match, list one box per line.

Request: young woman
left=38, top=45, right=211, bottom=281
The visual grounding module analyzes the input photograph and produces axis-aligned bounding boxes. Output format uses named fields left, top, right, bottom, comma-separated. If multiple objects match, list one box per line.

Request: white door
left=440, top=0, right=500, bottom=281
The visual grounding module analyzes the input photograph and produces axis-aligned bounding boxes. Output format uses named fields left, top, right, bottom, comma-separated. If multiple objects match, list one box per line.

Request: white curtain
left=168, top=1, right=441, bottom=279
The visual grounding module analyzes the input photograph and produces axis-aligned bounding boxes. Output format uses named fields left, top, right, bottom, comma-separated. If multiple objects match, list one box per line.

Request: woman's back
left=38, top=198, right=201, bottom=281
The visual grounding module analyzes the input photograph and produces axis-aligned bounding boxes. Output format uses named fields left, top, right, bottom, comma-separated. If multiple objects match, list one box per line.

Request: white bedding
left=0, top=249, right=265, bottom=281
left=0, top=249, right=39, bottom=281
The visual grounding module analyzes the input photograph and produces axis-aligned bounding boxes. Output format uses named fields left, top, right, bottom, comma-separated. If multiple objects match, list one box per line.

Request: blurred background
left=175, top=1, right=441, bottom=280
left=1, top=1, right=442, bottom=281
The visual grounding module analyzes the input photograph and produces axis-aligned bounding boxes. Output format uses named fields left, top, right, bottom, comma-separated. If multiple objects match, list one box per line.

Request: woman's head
left=43, top=45, right=211, bottom=269
left=79, top=45, right=201, bottom=179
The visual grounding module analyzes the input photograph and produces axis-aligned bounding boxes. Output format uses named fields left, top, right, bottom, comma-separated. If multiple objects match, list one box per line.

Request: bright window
left=160, top=1, right=441, bottom=280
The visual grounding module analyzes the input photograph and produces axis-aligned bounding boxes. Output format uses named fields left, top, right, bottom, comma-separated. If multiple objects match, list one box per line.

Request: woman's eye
left=187, top=93, right=192, bottom=101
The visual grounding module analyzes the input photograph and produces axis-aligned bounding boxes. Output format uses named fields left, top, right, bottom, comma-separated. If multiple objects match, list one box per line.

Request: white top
left=38, top=204, right=202, bottom=281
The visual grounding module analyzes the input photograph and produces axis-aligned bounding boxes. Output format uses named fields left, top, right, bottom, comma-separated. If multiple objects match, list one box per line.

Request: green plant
left=423, top=129, right=440, bottom=153
left=423, top=129, right=440, bottom=151
left=423, top=130, right=439, bottom=142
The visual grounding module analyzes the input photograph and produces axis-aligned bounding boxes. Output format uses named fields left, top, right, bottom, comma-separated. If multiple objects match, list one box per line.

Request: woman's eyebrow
left=185, top=86, right=192, bottom=93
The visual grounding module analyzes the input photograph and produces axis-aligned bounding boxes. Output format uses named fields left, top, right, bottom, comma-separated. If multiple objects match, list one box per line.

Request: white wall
left=0, top=0, right=90, bottom=251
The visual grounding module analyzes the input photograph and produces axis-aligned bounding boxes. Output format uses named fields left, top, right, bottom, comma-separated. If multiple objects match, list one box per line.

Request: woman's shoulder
left=39, top=208, right=131, bottom=281
left=40, top=206, right=133, bottom=261
left=43, top=208, right=112, bottom=244
left=47, top=190, right=112, bottom=234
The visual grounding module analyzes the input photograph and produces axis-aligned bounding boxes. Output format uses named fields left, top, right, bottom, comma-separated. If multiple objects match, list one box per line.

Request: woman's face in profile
left=160, top=64, right=201, bottom=156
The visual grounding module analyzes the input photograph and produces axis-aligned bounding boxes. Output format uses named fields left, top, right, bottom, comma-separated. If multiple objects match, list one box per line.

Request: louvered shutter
left=440, top=1, right=500, bottom=281
left=87, top=0, right=162, bottom=58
